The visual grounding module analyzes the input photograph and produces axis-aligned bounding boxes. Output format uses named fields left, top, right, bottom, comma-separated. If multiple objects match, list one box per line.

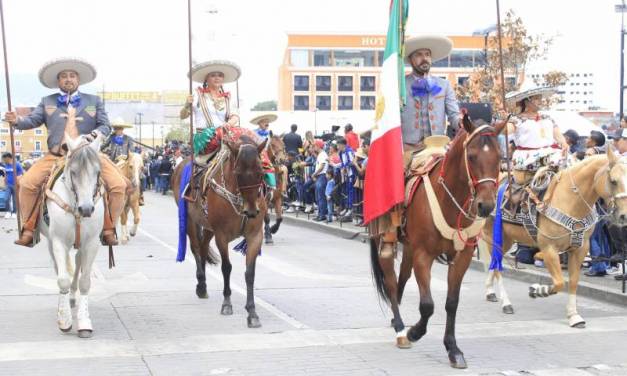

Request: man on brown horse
left=373, top=35, right=462, bottom=256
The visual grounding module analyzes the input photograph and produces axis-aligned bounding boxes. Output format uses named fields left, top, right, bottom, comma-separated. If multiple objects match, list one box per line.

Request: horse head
left=226, top=136, right=267, bottom=219
left=268, top=135, right=287, bottom=165
left=64, top=132, right=102, bottom=218
left=598, top=146, right=627, bottom=226
left=459, top=113, right=500, bottom=218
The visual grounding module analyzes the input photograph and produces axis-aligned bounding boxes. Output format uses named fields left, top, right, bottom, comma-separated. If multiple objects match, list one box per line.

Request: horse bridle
left=439, top=124, right=498, bottom=219
left=65, top=141, right=101, bottom=206
left=589, top=158, right=627, bottom=215
left=231, top=143, right=264, bottom=194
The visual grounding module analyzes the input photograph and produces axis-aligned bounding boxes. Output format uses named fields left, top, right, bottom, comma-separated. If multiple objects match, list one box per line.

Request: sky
left=0, top=0, right=622, bottom=112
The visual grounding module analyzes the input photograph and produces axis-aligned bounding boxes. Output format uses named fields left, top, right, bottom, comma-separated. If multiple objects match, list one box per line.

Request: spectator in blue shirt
left=336, top=137, right=356, bottom=222
left=0, top=152, right=24, bottom=218
left=325, top=169, right=336, bottom=223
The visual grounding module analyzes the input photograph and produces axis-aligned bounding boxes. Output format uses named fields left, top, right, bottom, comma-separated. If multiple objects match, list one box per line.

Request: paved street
left=1, top=191, right=626, bottom=376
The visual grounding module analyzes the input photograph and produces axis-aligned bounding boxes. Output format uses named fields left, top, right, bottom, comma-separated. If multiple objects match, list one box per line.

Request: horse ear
left=257, top=138, right=268, bottom=154
left=461, top=109, right=474, bottom=134
left=90, top=133, right=103, bottom=152
left=607, top=143, right=618, bottom=166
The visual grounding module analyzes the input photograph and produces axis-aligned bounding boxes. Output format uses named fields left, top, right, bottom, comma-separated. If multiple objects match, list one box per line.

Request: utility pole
left=136, top=112, right=143, bottom=145
left=152, top=121, right=155, bottom=148
left=617, top=2, right=627, bottom=120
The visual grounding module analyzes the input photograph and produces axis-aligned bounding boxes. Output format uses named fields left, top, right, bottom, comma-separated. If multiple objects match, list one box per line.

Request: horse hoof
left=571, top=321, right=586, bottom=329
left=486, top=293, right=498, bottom=302
left=502, top=305, right=515, bottom=314
left=78, top=329, right=93, bottom=338
left=221, top=304, right=233, bottom=315
left=569, top=315, right=586, bottom=328
left=247, top=317, right=262, bottom=328
left=406, top=327, right=425, bottom=343
left=449, top=352, right=468, bottom=369
left=396, top=336, right=412, bottom=349
left=59, top=325, right=72, bottom=333
left=196, top=290, right=208, bottom=299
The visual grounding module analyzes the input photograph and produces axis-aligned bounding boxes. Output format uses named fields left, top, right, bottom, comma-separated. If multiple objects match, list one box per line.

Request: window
left=505, top=77, right=517, bottom=89
left=316, top=96, right=331, bottom=111
left=290, top=49, right=309, bottom=67
left=360, top=96, right=376, bottom=110
left=294, top=95, right=309, bottom=111
left=316, top=76, right=331, bottom=91
left=14, top=140, right=21, bottom=147
left=0, top=141, right=6, bottom=148
left=293, top=75, right=309, bottom=91
left=338, top=76, right=353, bottom=91
left=0, top=128, right=8, bottom=134
left=35, top=141, right=41, bottom=151
left=313, top=50, right=331, bottom=67
left=474, top=51, right=487, bottom=67
left=338, top=96, right=353, bottom=110
left=449, top=50, right=473, bottom=68
left=432, top=56, right=449, bottom=68
left=457, top=76, right=469, bottom=86
left=334, top=50, right=376, bottom=67
left=360, top=76, right=376, bottom=91
left=34, top=129, right=44, bottom=135
left=377, top=50, right=384, bottom=66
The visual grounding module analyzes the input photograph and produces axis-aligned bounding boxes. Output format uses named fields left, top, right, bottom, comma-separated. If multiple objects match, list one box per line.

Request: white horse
left=119, top=152, right=143, bottom=244
left=40, top=133, right=104, bottom=338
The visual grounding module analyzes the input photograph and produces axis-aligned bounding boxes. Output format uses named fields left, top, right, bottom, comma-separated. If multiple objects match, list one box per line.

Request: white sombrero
left=404, top=35, right=453, bottom=63
left=505, top=80, right=557, bottom=105
left=188, top=60, right=241, bottom=84
left=38, top=57, right=97, bottom=89
left=250, top=113, right=278, bottom=126
left=110, top=117, right=134, bottom=129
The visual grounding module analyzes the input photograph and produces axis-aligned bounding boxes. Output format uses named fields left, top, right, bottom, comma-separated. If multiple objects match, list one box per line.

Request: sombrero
left=505, top=80, right=557, bottom=105
left=189, top=60, right=241, bottom=84
left=38, top=57, right=97, bottom=89
left=110, top=117, right=134, bottom=129
left=250, top=113, right=278, bottom=125
left=404, top=35, right=453, bottom=63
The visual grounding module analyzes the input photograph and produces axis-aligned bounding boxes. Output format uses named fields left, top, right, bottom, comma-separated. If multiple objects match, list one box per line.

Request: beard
left=413, top=61, right=431, bottom=75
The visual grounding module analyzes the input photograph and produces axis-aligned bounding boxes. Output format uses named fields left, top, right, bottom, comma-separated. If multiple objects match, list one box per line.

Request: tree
left=456, top=10, right=563, bottom=113
left=532, top=70, right=569, bottom=107
left=251, top=100, right=277, bottom=111
left=165, top=124, right=190, bottom=143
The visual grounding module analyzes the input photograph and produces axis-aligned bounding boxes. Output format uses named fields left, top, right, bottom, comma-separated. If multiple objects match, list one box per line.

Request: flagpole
left=0, top=0, right=21, bottom=231
left=187, top=0, right=194, bottom=152
left=495, top=0, right=513, bottom=191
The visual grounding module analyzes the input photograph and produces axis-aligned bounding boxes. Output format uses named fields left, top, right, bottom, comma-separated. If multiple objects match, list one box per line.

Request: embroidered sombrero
left=404, top=35, right=453, bottom=63
left=110, top=117, right=134, bottom=129
left=189, top=60, right=241, bottom=84
left=505, top=80, right=557, bottom=105
left=38, top=57, right=97, bottom=89
left=250, top=113, right=278, bottom=125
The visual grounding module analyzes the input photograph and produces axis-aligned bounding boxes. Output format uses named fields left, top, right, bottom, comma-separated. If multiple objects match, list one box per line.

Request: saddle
left=404, top=154, right=444, bottom=207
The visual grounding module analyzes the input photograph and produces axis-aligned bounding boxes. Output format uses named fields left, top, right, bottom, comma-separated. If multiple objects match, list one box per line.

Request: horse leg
left=443, top=250, right=473, bottom=369
left=495, top=271, right=514, bottom=314
left=215, top=235, right=233, bottom=316
left=244, top=231, right=263, bottom=328
left=528, top=245, right=564, bottom=298
left=70, top=251, right=81, bottom=308
left=566, top=246, right=588, bottom=328
left=51, top=237, right=72, bottom=332
left=407, top=250, right=434, bottom=343
left=189, top=223, right=208, bottom=299
left=396, top=243, right=413, bottom=305
left=269, top=197, right=283, bottom=234
left=130, top=199, right=140, bottom=237
left=76, top=239, right=100, bottom=338
left=378, top=240, right=410, bottom=349
left=263, top=213, right=273, bottom=245
left=120, top=204, right=129, bottom=244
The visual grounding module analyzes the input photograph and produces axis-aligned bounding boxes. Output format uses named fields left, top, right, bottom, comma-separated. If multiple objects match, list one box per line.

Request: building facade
left=0, top=107, right=48, bottom=159
left=529, top=71, right=597, bottom=111
left=278, top=33, right=503, bottom=112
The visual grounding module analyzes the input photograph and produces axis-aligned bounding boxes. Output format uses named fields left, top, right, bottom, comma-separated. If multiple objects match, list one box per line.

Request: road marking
left=138, top=228, right=309, bottom=330
left=1, top=315, right=626, bottom=362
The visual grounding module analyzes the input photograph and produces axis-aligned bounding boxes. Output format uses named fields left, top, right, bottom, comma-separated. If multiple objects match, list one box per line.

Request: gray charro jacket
left=15, top=92, right=111, bottom=152
left=400, top=74, right=460, bottom=145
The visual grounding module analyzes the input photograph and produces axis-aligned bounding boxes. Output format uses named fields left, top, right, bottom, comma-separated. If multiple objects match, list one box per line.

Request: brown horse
left=263, top=135, right=288, bottom=244
left=118, top=152, right=143, bottom=244
left=370, top=117, right=501, bottom=368
left=172, top=134, right=268, bottom=328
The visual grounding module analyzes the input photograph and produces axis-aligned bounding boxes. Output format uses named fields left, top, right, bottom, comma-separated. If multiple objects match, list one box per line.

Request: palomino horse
left=370, top=116, right=500, bottom=369
left=479, top=148, right=627, bottom=326
left=172, top=133, right=268, bottom=328
left=40, top=133, right=104, bottom=338
left=264, top=135, right=287, bottom=244
left=117, top=152, right=143, bottom=244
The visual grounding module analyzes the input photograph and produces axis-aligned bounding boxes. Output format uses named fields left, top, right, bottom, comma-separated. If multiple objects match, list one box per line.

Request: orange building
left=278, top=33, right=517, bottom=112
left=0, top=107, right=48, bottom=159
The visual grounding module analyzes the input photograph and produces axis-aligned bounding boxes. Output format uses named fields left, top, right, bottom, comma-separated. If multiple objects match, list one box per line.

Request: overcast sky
left=0, top=0, right=622, bottom=111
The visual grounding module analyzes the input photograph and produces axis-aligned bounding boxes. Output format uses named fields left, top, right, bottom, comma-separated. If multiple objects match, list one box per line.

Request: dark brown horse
left=172, top=134, right=268, bottom=328
left=370, top=116, right=500, bottom=368
left=263, top=135, right=288, bottom=244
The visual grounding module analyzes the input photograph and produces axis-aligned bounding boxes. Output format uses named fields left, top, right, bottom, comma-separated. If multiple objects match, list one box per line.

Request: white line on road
left=138, top=228, right=309, bottom=330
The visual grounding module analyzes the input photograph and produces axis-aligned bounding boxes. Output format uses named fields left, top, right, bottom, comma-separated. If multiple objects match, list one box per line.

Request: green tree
left=251, top=100, right=277, bottom=111
left=165, top=124, right=190, bottom=143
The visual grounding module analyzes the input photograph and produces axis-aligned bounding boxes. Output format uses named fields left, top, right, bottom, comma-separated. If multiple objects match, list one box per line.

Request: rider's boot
left=14, top=193, right=41, bottom=248
left=101, top=197, right=118, bottom=246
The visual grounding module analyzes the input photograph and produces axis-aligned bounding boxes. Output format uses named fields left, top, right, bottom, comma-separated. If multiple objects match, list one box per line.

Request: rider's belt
left=515, top=143, right=560, bottom=151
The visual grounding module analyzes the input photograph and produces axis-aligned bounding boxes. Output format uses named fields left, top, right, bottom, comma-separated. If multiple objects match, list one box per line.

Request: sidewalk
left=274, top=210, right=627, bottom=306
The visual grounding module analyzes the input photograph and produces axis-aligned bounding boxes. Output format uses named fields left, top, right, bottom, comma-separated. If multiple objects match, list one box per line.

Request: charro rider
left=501, top=81, right=569, bottom=186
left=101, top=117, right=144, bottom=205
left=180, top=60, right=240, bottom=164
left=375, top=35, right=462, bottom=256
left=250, top=113, right=288, bottom=195
left=4, top=57, right=128, bottom=246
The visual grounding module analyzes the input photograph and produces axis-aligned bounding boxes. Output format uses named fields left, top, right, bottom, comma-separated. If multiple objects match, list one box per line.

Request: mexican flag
left=363, top=0, right=408, bottom=224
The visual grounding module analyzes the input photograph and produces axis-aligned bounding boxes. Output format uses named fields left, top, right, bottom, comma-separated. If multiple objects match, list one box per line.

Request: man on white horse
left=4, top=58, right=128, bottom=247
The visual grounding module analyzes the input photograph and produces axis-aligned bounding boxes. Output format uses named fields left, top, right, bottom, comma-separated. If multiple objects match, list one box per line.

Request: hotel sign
left=361, top=36, right=386, bottom=48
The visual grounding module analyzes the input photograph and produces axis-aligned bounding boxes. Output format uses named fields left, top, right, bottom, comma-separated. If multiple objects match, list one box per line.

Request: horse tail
left=370, top=238, right=390, bottom=304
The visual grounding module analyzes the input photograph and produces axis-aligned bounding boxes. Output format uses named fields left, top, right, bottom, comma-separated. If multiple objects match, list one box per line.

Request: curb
left=277, top=213, right=627, bottom=306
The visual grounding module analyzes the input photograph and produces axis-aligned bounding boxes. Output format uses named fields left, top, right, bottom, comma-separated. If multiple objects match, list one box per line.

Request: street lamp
left=616, top=2, right=627, bottom=120
left=135, top=112, right=143, bottom=144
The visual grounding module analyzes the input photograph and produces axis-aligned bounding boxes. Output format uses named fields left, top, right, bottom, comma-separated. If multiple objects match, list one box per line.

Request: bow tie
left=112, top=135, right=125, bottom=145
left=57, top=93, right=81, bottom=108
left=411, top=78, right=442, bottom=98
left=256, top=128, right=269, bottom=138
